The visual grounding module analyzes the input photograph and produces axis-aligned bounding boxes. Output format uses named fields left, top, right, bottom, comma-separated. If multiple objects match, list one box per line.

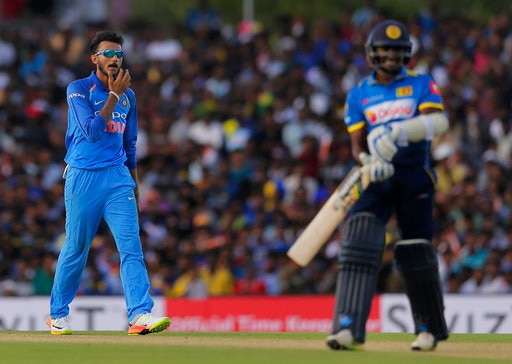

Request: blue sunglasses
left=94, top=49, right=124, bottom=58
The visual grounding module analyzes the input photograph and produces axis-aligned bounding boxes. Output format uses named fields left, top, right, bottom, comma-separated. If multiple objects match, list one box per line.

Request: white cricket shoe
left=47, top=315, right=72, bottom=335
left=128, top=313, right=171, bottom=335
left=326, top=329, right=361, bottom=350
left=411, top=332, right=437, bottom=351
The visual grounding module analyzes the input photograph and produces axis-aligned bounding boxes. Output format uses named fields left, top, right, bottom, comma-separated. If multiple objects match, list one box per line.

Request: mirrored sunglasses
left=94, top=50, right=124, bottom=58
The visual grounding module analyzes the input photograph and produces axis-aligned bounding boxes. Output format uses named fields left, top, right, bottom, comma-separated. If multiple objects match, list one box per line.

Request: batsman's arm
left=390, top=111, right=448, bottom=144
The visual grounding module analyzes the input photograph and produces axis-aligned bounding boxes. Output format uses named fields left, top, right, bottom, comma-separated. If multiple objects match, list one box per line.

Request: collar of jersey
left=368, top=67, right=407, bottom=85
left=90, top=71, right=109, bottom=91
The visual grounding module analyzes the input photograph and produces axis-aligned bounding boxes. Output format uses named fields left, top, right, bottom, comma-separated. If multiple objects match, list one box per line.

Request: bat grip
left=333, top=168, right=362, bottom=208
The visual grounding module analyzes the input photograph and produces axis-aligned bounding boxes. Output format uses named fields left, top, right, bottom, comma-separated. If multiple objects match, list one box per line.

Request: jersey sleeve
left=418, top=75, right=444, bottom=112
left=343, top=87, right=366, bottom=133
left=67, top=81, right=106, bottom=143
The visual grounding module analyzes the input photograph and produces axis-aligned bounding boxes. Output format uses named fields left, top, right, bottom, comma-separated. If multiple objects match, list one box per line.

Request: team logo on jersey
left=396, top=86, right=412, bottom=97
left=365, top=99, right=415, bottom=124
left=386, top=25, right=401, bottom=39
left=429, top=81, right=441, bottom=95
left=121, top=98, right=128, bottom=107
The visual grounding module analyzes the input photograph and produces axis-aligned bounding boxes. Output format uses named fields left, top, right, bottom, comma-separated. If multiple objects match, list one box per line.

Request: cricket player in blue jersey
left=326, top=20, right=449, bottom=351
left=47, top=30, right=171, bottom=335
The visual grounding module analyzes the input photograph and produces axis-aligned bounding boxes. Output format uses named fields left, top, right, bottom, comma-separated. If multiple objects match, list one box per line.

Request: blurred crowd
left=1, top=0, right=512, bottom=298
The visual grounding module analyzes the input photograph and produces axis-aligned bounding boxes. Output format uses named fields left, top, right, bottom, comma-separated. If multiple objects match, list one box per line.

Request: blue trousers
left=50, top=165, right=154, bottom=322
left=351, top=165, right=436, bottom=240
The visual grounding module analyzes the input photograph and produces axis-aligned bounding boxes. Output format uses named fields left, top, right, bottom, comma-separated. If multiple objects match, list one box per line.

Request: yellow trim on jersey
left=347, top=121, right=366, bottom=133
left=419, top=102, right=444, bottom=112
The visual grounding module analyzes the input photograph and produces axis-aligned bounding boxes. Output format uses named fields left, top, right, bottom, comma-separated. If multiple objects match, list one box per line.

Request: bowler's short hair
left=89, top=30, right=124, bottom=54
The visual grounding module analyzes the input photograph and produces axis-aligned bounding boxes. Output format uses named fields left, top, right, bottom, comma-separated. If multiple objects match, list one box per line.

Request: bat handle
left=333, top=167, right=362, bottom=209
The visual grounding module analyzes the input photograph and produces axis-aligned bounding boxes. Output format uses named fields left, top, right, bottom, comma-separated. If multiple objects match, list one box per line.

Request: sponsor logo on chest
left=364, top=98, right=415, bottom=125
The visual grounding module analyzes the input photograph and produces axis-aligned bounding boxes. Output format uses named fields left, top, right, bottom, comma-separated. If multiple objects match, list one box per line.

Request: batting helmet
left=365, top=20, right=412, bottom=70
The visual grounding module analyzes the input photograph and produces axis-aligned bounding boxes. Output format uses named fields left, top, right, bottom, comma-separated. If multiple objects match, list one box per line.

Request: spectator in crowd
left=479, top=257, right=510, bottom=293
left=32, top=252, right=56, bottom=295
left=459, top=267, right=486, bottom=294
left=168, top=255, right=208, bottom=298
left=200, top=249, right=235, bottom=296
left=185, top=0, right=221, bottom=36
left=234, top=266, right=267, bottom=295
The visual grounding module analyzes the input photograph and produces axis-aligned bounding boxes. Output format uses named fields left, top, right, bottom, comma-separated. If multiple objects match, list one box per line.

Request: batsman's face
left=375, top=46, right=404, bottom=73
left=92, top=41, right=123, bottom=79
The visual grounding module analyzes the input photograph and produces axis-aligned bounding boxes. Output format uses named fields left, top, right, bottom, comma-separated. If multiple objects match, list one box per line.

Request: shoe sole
left=50, top=330, right=73, bottom=335
left=327, top=338, right=349, bottom=350
left=411, top=340, right=437, bottom=351
left=326, top=339, right=363, bottom=351
left=128, top=317, right=171, bottom=336
left=411, top=345, right=437, bottom=351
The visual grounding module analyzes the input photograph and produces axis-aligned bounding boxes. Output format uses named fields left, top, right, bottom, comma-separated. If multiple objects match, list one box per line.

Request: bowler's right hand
left=108, top=69, right=131, bottom=95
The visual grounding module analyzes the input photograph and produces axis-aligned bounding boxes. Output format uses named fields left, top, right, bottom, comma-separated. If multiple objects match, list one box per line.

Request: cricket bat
left=287, top=166, right=369, bottom=267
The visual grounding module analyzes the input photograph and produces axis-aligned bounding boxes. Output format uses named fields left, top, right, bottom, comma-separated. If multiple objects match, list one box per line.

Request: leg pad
left=394, top=239, right=449, bottom=341
left=332, top=213, right=385, bottom=343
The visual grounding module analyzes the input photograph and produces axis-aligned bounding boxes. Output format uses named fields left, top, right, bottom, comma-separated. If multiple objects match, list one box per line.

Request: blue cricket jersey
left=64, top=71, right=138, bottom=170
left=344, top=67, right=444, bottom=167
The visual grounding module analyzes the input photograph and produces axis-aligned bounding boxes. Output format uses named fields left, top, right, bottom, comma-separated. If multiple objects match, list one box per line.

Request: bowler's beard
left=98, top=62, right=119, bottom=79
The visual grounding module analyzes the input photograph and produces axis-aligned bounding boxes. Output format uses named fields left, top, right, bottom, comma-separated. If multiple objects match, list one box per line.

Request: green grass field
left=1, top=331, right=510, bottom=364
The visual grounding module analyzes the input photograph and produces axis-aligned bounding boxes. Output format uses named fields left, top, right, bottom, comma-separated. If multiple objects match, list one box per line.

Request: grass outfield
left=0, top=332, right=511, bottom=364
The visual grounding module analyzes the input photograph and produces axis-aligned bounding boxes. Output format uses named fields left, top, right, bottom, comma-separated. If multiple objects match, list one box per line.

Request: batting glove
left=359, top=152, right=394, bottom=182
left=367, top=125, right=398, bottom=162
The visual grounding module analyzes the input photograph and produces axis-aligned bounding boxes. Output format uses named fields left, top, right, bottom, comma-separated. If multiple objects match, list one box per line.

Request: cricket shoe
left=128, top=313, right=171, bottom=335
left=326, top=329, right=362, bottom=350
left=47, top=315, right=72, bottom=335
left=411, top=332, right=437, bottom=351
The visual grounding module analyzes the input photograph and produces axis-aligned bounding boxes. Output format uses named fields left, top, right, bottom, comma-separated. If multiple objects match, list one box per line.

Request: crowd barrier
left=1, top=295, right=511, bottom=333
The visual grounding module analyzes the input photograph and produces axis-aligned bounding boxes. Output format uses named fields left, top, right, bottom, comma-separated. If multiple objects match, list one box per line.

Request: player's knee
left=338, top=212, right=385, bottom=267
left=393, top=239, right=438, bottom=280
